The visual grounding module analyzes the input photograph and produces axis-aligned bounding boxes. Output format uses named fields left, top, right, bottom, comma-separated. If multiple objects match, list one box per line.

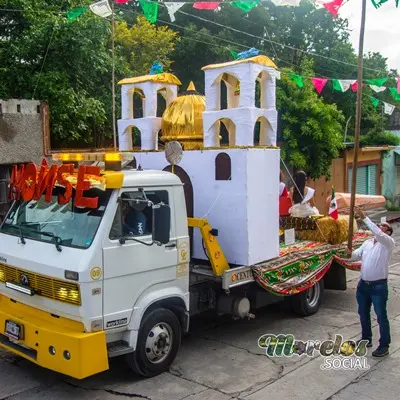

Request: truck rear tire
left=289, top=279, right=324, bottom=316
left=127, top=308, right=181, bottom=377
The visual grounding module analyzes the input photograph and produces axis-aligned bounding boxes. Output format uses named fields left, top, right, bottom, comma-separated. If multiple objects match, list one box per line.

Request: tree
left=170, top=23, right=224, bottom=93
left=115, top=16, right=179, bottom=77
left=0, top=1, right=179, bottom=147
left=166, top=1, right=396, bottom=155
left=278, top=60, right=345, bottom=179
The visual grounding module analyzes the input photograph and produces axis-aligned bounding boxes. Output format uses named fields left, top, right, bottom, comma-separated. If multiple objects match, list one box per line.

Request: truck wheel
left=290, top=279, right=324, bottom=316
left=127, top=308, right=181, bottom=377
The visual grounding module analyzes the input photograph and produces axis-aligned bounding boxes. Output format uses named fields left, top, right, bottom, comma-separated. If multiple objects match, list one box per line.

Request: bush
left=360, top=131, right=400, bottom=147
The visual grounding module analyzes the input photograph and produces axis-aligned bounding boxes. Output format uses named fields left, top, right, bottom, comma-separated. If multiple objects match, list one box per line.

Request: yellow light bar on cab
left=52, top=152, right=135, bottom=163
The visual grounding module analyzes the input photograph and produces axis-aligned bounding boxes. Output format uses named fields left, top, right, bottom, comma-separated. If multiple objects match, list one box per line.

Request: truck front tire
left=127, top=308, right=181, bottom=377
left=289, top=279, right=324, bottom=316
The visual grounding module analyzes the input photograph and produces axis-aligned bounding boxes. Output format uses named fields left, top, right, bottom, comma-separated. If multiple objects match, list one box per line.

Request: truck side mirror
left=152, top=203, right=170, bottom=245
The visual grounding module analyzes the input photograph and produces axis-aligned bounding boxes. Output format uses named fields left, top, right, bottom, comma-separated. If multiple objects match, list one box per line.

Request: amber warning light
left=51, top=152, right=134, bottom=163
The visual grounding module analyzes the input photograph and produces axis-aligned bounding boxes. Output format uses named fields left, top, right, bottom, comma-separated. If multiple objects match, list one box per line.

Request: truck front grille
left=0, top=263, right=81, bottom=306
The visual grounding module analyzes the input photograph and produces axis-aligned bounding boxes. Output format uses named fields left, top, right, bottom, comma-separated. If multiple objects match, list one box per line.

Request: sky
left=339, top=0, right=400, bottom=73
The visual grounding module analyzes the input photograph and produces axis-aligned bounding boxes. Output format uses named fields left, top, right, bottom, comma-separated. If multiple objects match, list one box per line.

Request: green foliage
left=1, top=0, right=398, bottom=172
left=360, top=131, right=400, bottom=147
left=277, top=59, right=345, bottom=179
left=168, top=1, right=398, bottom=177
left=386, top=199, right=400, bottom=212
left=115, top=16, right=179, bottom=77
left=0, top=1, right=178, bottom=147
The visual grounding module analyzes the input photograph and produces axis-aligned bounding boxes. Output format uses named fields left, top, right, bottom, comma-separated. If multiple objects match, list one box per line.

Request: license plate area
left=5, top=320, right=24, bottom=341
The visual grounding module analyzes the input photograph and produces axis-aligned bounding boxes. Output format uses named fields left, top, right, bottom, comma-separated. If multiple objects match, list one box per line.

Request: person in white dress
left=289, top=171, right=319, bottom=217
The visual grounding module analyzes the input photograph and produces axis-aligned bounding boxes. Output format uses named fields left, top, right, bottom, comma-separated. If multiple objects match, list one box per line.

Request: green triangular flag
left=231, top=0, right=260, bottom=13
left=288, top=73, right=304, bottom=88
left=66, top=7, right=88, bottom=22
left=332, top=79, right=344, bottom=92
left=365, top=78, right=388, bottom=87
left=230, top=50, right=238, bottom=59
left=139, top=0, right=158, bottom=23
left=370, top=97, right=380, bottom=108
left=389, top=87, right=400, bottom=101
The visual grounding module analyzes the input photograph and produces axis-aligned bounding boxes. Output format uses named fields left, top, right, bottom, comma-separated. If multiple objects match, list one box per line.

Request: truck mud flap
left=323, top=259, right=347, bottom=291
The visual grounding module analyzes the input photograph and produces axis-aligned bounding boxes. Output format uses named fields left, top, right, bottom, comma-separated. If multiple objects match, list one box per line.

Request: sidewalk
left=366, top=209, right=400, bottom=223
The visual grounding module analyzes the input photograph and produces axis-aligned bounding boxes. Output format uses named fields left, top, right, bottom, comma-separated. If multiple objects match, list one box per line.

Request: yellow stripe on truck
left=0, top=294, right=108, bottom=379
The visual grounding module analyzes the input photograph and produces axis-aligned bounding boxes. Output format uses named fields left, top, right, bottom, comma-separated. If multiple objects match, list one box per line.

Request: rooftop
left=118, top=73, right=181, bottom=86
left=201, top=55, right=278, bottom=71
left=121, top=169, right=183, bottom=188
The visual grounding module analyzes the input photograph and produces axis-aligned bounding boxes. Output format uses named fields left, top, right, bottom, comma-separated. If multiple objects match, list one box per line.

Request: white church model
left=117, top=55, right=281, bottom=267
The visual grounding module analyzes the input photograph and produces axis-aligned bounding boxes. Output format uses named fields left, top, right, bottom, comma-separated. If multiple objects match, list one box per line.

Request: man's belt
left=361, top=278, right=387, bottom=285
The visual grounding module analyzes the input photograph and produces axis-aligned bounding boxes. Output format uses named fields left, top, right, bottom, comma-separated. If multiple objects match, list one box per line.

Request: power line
left=121, top=7, right=395, bottom=84
left=32, top=23, right=57, bottom=99
left=155, top=1, right=388, bottom=75
left=3, top=2, right=389, bottom=76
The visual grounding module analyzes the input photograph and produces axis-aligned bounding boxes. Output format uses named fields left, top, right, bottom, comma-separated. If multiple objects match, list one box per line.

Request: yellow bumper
left=0, top=294, right=109, bottom=379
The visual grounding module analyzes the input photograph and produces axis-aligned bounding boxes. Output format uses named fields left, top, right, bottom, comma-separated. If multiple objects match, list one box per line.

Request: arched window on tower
left=215, top=153, right=231, bottom=181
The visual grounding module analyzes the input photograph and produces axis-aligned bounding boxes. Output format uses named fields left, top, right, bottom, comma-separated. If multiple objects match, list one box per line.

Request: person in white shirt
left=346, top=206, right=395, bottom=357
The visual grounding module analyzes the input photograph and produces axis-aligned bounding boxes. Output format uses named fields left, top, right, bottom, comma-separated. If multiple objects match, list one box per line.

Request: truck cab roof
left=120, top=169, right=183, bottom=188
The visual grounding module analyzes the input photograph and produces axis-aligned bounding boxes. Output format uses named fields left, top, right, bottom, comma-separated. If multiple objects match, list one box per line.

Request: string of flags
left=370, top=0, right=399, bottom=9
left=64, top=1, right=400, bottom=116
left=228, top=48, right=400, bottom=115
left=66, top=0, right=347, bottom=24
left=286, top=73, right=400, bottom=115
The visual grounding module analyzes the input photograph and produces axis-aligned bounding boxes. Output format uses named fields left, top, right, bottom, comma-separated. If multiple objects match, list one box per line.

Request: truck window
left=109, top=190, right=169, bottom=240
left=0, top=187, right=112, bottom=249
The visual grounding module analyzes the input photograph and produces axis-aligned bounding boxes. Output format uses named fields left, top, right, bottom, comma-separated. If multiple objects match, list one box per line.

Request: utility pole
left=111, top=0, right=117, bottom=150
left=347, top=0, right=367, bottom=251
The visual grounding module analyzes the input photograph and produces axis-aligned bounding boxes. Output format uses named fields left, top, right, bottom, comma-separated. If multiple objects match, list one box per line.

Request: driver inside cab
left=121, top=195, right=148, bottom=236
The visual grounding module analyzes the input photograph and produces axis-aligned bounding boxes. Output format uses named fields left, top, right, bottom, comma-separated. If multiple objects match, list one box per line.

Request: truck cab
left=0, top=156, right=191, bottom=379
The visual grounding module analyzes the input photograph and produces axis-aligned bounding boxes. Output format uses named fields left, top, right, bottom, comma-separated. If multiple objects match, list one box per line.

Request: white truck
left=0, top=153, right=350, bottom=380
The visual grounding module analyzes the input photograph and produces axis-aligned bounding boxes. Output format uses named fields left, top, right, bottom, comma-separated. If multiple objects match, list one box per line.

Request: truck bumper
left=0, top=294, right=109, bottom=379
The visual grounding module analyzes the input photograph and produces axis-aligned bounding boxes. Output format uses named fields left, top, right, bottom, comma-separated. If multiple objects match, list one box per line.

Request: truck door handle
left=165, top=243, right=176, bottom=249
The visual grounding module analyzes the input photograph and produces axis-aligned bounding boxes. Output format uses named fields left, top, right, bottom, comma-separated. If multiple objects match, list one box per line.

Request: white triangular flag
left=89, top=0, right=112, bottom=18
left=338, top=80, right=356, bottom=92
left=370, top=85, right=386, bottom=93
left=164, top=2, right=185, bottom=22
left=384, top=102, right=395, bottom=115
left=271, top=0, right=301, bottom=6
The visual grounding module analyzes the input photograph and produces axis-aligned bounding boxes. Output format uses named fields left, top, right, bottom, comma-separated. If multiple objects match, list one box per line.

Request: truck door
left=102, top=187, right=179, bottom=330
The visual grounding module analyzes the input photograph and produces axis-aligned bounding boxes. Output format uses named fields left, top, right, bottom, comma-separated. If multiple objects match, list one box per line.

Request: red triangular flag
left=115, top=0, right=130, bottom=3
left=351, top=81, right=365, bottom=92
left=397, top=76, right=400, bottom=94
left=311, top=78, right=328, bottom=94
left=193, top=2, right=220, bottom=10
left=329, top=187, right=338, bottom=220
left=323, top=0, right=343, bottom=17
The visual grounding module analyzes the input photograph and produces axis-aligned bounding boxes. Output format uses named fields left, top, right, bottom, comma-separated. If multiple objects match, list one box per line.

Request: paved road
left=2, top=220, right=400, bottom=400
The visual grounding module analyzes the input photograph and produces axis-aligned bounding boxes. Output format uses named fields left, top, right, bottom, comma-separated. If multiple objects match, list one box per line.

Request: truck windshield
left=0, top=187, right=112, bottom=250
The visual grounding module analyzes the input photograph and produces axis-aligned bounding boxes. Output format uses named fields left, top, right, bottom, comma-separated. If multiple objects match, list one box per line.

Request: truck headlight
left=55, top=287, right=81, bottom=305
left=57, top=288, right=68, bottom=300
left=69, top=289, right=79, bottom=301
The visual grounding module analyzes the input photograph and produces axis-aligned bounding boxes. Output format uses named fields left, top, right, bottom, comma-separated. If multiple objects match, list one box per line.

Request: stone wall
left=0, top=99, right=46, bottom=165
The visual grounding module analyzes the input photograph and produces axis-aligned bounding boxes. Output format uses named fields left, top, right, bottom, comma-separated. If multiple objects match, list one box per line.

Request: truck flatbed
left=191, top=231, right=371, bottom=295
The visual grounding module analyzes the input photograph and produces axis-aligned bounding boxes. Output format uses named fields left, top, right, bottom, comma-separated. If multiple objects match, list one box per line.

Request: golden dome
left=161, top=82, right=205, bottom=150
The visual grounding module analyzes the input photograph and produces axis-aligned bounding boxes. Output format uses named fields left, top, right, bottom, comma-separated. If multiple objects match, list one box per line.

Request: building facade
left=307, top=146, right=389, bottom=213
left=0, top=99, right=49, bottom=220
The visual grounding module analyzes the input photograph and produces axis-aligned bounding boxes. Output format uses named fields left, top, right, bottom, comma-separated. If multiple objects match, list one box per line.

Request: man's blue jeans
left=356, top=279, right=391, bottom=347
